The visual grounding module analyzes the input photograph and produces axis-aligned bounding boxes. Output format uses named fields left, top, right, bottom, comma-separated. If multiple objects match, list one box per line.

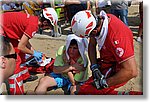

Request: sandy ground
left=2, top=4, right=143, bottom=95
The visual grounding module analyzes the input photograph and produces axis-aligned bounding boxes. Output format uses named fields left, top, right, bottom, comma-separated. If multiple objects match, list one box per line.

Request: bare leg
left=68, top=71, right=75, bottom=86
left=35, top=76, right=57, bottom=95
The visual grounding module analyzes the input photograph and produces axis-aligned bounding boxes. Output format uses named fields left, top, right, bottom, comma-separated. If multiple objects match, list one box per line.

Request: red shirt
left=0, top=12, right=38, bottom=39
left=99, top=14, right=134, bottom=75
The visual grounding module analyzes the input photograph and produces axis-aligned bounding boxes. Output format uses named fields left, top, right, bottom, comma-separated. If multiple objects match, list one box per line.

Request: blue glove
left=91, top=64, right=108, bottom=89
left=33, top=50, right=43, bottom=62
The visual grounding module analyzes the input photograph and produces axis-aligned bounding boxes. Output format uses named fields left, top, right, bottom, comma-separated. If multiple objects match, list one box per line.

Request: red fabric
left=0, top=12, right=38, bottom=39
left=9, top=85, right=24, bottom=95
left=8, top=47, right=29, bottom=95
left=28, top=58, right=55, bottom=74
left=78, top=14, right=141, bottom=95
left=12, top=40, right=30, bottom=80
left=9, top=75, right=24, bottom=95
left=1, top=12, right=38, bottom=95
left=98, top=14, right=134, bottom=75
left=78, top=77, right=126, bottom=95
left=102, top=14, right=134, bottom=63
left=78, top=77, right=143, bottom=95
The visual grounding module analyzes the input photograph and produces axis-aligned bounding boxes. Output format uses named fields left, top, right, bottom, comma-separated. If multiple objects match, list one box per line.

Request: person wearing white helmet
left=0, top=7, right=58, bottom=95
left=71, top=10, right=142, bottom=95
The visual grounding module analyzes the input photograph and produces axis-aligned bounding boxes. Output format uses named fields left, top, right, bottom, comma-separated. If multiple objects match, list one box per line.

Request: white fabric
left=66, top=34, right=88, bottom=67
left=98, top=0, right=111, bottom=7
left=43, top=8, right=58, bottom=26
left=2, top=4, right=11, bottom=10
left=95, top=10, right=109, bottom=51
left=40, top=58, right=52, bottom=66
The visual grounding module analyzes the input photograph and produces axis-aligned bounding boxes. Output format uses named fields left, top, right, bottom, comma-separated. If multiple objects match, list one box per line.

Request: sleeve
left=110, top=30, right=134, bottom=64
left=24, top=16, right=38, bottom=38
left=74, top=55, right=89, bottom=82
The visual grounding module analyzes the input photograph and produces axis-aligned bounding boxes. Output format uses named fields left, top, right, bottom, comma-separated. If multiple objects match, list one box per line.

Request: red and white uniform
left=0, top=12, right=38, bottom=95
left=78, top=14, right=141, bottom=95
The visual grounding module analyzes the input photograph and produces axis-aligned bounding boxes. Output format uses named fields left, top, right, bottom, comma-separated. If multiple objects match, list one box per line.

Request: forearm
left=87, top=1, right=91, bottom=10
left=26, top=41, right=34, bottom=51
left=18, top=34, right=34, bottom=55
left=18, top=44, right=34, bottom=55
left=106, top=68, right=134, bottom=87
left=53, top=65, right=72, bottom=74
left=106, top=58, right=138, bottom=87
left=88, top=39, right=97, bottom=65
left=68, top=71, right=75, bottom=86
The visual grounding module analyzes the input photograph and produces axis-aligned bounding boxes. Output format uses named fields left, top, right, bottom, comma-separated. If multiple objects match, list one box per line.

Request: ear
left=0, top=56, right=6, bottom=69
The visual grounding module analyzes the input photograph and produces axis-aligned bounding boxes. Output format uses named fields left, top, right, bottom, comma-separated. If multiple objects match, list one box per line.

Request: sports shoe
left=136, top=37, right=142, bottom=43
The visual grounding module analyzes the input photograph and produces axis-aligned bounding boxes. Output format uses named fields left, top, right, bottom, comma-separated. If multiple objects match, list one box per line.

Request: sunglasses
left=4, top=53, right=17, bottom=59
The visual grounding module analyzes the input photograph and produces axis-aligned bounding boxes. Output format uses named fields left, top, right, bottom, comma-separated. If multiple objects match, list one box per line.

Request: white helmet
left=43, top=8, right=58, bottom=26
left=71, top=10, right=96, bottom=38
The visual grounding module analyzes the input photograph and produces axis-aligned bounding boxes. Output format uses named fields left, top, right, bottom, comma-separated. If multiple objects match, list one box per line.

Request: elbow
left=18, top=43, right=24, bottom=51
left=17, top=45, right=22, bottom=51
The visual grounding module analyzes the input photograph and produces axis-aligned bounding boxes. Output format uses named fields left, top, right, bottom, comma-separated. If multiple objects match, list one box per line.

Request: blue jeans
left=110, top=9, right=128, bottom=26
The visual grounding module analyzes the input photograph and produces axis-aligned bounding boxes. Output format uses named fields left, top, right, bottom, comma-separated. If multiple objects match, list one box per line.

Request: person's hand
left=70, top=66, right=79, bottom=74
left=33, top=50, right=43, bottom=62
left=72, top=62, right=84, bottom=71
left=93, top=78, right=108, bottom=90
left=90, top=64, right=103, bottom=79
left=90, top=64, right=108, bottom=89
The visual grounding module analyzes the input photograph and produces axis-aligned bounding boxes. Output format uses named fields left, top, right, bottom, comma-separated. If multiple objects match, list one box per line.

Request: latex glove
left=93, top=78, right=108, bottom=90
left=90, top=64, right=103, bottom=80
left=33, top=50, right=43, bottom=62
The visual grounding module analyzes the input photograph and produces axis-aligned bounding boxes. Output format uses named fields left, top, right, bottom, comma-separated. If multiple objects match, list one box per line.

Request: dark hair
left=39, top=15, right=53, bottom=29
left=70, top=39, right=78, bottom=47
left=39, top=10, right=52, bottom=26
left=0, top=36, right=11, bottom=56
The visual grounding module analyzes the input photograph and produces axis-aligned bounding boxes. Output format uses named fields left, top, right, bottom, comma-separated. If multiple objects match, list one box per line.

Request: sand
left=2, top=4, right=143, bottom=95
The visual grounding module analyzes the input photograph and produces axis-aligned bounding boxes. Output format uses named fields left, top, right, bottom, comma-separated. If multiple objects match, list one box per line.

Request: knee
left=40, top=77, right=47, bottom=83
left=38, top=76, right=49, bottom=87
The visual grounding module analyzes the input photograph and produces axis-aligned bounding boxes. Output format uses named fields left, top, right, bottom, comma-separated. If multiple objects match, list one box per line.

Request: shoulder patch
left=116, top=47, right=124, bottom=57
